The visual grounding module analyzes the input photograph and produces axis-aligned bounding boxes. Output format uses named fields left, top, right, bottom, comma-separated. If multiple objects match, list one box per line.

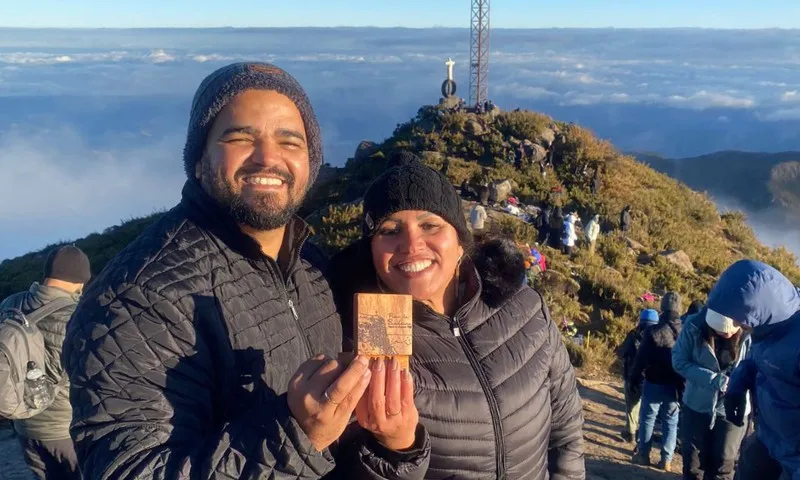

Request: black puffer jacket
left=628, top=311, right=684, bottom=399
left=329, top=239, right=585, bottom=480
left=63, top=180, right=430, bottom=480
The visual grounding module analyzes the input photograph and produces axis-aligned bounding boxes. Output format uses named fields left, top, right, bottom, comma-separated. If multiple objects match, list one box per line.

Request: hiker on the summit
left=0, top=245, right=90, bottom=480
left=620, top=205, right=633, bottom=234
left=706, top=260, right=800, bottom=480
left=62, top=63, right=429, bottom=479
left=562, top=211, right=579, bottom=257
left=469, top=201, right=487, bottom=234
left=672, top=304, right=751, bottom=480
left=585, top=214, right=601, bottom=256
left=327, top=152, right=586, bottom=480
left=618, top=308, right=659, bottom=444
left=629, top=292, right=685, bottom=472
left=536, top=202, right=552, bottom=245
left=549, top=205, right=565, bottom=249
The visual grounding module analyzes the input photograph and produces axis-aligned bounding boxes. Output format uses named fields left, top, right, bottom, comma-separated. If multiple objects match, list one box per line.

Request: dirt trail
left=1, top=378, right=678, bottom=479
left=579, top=377, right=682, bottom=479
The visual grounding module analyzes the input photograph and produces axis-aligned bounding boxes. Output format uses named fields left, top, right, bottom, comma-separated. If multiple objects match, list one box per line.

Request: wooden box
left=354, top=293, right=413, bottom=370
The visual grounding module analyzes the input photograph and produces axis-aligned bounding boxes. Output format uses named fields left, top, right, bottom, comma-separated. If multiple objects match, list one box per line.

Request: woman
left=562, top=212, right=579, bottom=256
left=329, top=152, right=585, bottom=480
left=672, top=306, right=752, bottom=480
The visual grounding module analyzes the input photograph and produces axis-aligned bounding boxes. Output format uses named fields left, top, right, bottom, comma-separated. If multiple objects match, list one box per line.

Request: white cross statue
left=445, top=58, right=455, bottom=81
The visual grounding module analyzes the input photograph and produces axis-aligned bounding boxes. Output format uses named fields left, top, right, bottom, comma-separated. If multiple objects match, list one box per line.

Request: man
left=709, top=260, right=800, bottom=480
left=585, top=214, right=601, bottom=256
left=0, top=245, right=90, bottom=479
left=618, top=308, right=659, bottom=444
left=629, top=292, right=684, bottom=472
left=469, top=201, right=487, bottom=233
left=62, top=63, right=429, bottom=479
left=620, top=205, right=633, bottom=235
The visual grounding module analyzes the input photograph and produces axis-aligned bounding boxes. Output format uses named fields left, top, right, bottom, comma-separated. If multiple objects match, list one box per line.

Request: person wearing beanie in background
left=62, top=63, right=429, bottom=479
left=705, top=260, right=800, bottom=480
left=617, top=308, right=659, bottom=444
left=672, top=304, right=751, bottom=480
left=0, top=245, right=91, bottom=480
left=628, top=292, right=685, bottom=472
left=327, top=151, right=586, bottom=480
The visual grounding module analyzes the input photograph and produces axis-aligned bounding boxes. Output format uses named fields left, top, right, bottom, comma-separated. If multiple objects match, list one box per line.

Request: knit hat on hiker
left=182, top=62, right=323, bottom=185
left=361, top=151, right=470, bottom=242
left=705, top=309, right=741, bottom=335
left=661, top=291, right=682, bottom=314
left=639, top=309, right=659, bottom=326
left=44, top=245, right=91, bottom=284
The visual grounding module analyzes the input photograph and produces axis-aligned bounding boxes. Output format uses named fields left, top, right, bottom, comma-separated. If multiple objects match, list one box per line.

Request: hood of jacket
left=707, top=260, right=800, bottom=330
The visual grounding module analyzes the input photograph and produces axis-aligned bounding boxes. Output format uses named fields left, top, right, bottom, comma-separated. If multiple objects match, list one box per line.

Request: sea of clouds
left=1, top=27, right=799, bottom=260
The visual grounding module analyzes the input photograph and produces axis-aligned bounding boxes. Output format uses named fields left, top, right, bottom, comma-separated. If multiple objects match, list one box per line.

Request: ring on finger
left=323, top=390, right=340, bottom=405
left=387, top=410, right=401, bottom=417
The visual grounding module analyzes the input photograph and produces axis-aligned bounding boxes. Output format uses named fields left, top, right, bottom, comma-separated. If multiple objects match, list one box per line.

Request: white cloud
left=781, top=90, right=800, bottom=103
left=759, top=108, right=800, bottom=122
left=493, top=83, right=557, bottom=99
left=666, top=90, right=755, bottom=110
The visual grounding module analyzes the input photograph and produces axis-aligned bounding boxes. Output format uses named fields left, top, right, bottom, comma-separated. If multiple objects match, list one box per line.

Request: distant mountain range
left=633, top=150, right=800, bottom=216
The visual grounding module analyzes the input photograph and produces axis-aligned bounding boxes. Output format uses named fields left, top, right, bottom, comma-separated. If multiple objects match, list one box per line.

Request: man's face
left=198, top=89, right=310, bottom=231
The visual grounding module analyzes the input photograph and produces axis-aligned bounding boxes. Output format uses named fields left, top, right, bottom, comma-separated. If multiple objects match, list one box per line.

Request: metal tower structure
left=469, top=0, right=490, bottom=107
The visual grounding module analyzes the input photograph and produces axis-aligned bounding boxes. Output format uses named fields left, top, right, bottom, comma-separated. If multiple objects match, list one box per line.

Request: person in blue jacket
left=705, top=260, right=800, bottom=480
left=672, top=306, right=752, bottom=480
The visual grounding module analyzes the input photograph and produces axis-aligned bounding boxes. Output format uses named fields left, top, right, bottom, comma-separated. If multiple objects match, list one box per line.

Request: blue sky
left=1, top=0, right=798, bottom=29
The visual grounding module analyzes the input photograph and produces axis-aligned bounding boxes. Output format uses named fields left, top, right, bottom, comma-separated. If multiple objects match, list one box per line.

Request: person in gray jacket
left=672, top=307, right=751, bottom=480
left=0, top=245, right=91, bottom=480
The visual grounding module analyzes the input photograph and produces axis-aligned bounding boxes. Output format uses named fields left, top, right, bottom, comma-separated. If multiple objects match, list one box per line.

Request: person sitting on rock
left=629, top=292, right=685, bottom=472
left=327, top=151, right=586, bottom=480
left=618, top=309, right=660, bottom=444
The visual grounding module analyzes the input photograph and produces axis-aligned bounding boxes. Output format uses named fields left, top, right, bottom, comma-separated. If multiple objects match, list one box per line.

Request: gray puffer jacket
left=0, top=282, right=78, bottom=441
left=330, top=238, right=586, bottom=480
left=63, top=180, right=430, bottom=480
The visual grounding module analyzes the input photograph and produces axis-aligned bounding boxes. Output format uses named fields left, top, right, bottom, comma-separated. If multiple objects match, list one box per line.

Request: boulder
left=625, top=237, right=647, bottom=252
left=536, top=128, right=556, bottom=148
left=659, top=249, right=694, bottom=273
left=529, top=144, right=548, bottom=164
left=465, top=118, right=487, bottom=136
left=489, top=179, right=516, bottom=203
left=354, top=141, right=378, bottom=161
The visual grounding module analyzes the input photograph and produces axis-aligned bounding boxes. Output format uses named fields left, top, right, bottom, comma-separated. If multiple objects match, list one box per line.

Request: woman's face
left=715, top=330, right=738, bottom=339
left=371, top=210, right=464, bottom=305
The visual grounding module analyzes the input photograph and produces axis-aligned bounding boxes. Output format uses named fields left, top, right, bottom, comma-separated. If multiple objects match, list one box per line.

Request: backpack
left=0, top=297, right=73, bottom=420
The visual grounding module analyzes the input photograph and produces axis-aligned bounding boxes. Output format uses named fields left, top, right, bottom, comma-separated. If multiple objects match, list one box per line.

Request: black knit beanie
left=182, top=62, right=323, bottom=186
left=44, top=246, right=91, bottom=284
left=362, top=151, right=470, bottom=242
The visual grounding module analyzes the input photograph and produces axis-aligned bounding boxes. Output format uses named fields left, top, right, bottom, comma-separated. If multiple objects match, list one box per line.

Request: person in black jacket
left=620, top=206, right=632, bottom=234
left=628, top=292, right=684, bottom=472
left=617, top=308, right=659, bottom=443
left=62, top=63, right=429, bottom=480
left=328, top=152, right=586, bottom=480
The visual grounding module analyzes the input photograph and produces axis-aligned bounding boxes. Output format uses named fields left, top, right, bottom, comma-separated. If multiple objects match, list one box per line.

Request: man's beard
left=202, top=162, right=306, bottom=231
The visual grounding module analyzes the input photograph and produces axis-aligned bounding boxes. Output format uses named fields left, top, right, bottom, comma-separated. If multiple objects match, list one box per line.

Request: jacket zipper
left=449, top=312, right=506, bottom=479
left=265, top=231, right=314, bottom=359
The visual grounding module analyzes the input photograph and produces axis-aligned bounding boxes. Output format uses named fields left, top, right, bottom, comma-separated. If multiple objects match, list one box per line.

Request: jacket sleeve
left=671, top=324, right=723, bottom=387
left=617, top=332, right=635, bottom=359
left=63, top=284, right=334, bottom=480
left=328, top=423, right=431, bottom=480
left=546, top=319, right=586, bottom=480
left=727, top=357, right=757, bottom=397
left=628, top=332, right=651, bottom=389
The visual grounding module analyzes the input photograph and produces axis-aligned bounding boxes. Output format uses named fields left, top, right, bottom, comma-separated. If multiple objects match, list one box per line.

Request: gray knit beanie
left=661, top=291, right=682, bottom=314
left=182, top=62, right=323, bottom=185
